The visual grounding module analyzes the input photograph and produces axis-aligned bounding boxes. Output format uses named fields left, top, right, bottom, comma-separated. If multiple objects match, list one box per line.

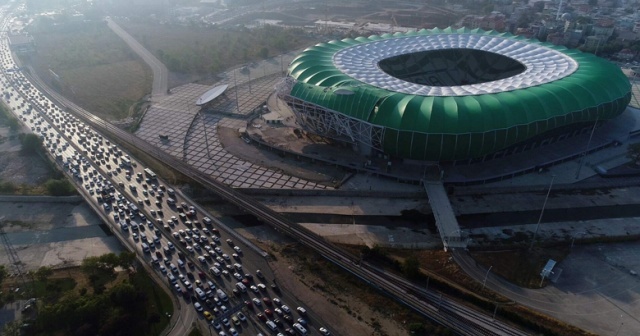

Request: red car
left=257, top=313, right=266, bottom=321
left=264, top=309, right=273, bottom=316
left=262, top=297, right=272, bottom=306
left=244, top=300, right=252, bottom=308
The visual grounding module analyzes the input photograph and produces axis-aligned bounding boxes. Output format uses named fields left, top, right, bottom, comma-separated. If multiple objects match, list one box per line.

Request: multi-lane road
left=0, top=6, right=328, bottom=336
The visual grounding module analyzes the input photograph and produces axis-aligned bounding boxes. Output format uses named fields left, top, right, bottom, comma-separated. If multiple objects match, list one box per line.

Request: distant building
left=616, top=49, right=637, bottom=61
left=8, top=33, right=34, bottom=53
left=458, top=12, right=506, bottom=31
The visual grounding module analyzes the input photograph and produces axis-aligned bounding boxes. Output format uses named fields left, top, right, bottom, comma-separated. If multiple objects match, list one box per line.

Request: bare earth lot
left=0, top=200, right=123, bottom=271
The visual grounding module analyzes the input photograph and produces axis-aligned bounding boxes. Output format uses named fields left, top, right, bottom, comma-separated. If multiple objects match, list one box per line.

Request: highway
left=2, top=7, right=329, bottom=336
left=105, top=17, right=168, bottom=98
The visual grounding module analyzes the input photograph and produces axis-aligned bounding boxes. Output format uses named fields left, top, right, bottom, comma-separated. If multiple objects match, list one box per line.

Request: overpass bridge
left=423, top=166, right=466, bottom=251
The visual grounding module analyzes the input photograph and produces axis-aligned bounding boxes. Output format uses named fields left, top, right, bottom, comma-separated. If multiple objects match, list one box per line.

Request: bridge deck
left=423, top=169, right=465, bottom=251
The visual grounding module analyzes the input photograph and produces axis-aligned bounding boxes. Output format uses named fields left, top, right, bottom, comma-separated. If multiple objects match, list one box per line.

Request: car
left=194, top=302, right=203, bottom=312
left=237, top=312, right=247, bottom=322
left=257, top=283, right=267, bottom=291
left=283, top=314, right=293, bottom=324
left=256, top=312, right=266, bottom=322
left=264, top=308, right=273, bottom=316
left=263, top=297, right=272, bottom=306
left=159, top=265, right=167, bottom=274
left=211, top=321, right=221, bottom=330
left=297, top=318, right=307, bottom=325
left=252, top=298, right=262, bottom=306
left=233, top=246, right=242, bottom=254
left=203, top=311, right=213, bottom=321
left=319, top=327, right=331, bottom=335
left=228, top=328, right=239, bottom=336
left=272, top=297, right=282, bottom=306
left=226, top=239, right=234, bottom=246
left=222, top=318, right=230, bottom=327
left=250, top=285, right=259, bottom=293
left=281, top=305, right=291, bottom=313
left=296, top=306, right=307, bottom=315
left=274, top=307, right=283, bottom=316
left=233, top=272, right=243, bottom=281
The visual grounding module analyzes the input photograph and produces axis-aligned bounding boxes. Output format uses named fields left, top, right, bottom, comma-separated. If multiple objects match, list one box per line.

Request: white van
left=195, top=287, right=206, bottom=301
left=293, top=323, right=308, bottom=335
left=216, top=289, right=228, bottom=301
left=266, top=320, right=277, bottom=331
left=235, top=282, right=247, bottom=293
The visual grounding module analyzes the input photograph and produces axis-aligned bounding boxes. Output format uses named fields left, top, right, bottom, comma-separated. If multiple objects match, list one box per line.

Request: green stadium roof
left=286, top=28, right=631, bottom=161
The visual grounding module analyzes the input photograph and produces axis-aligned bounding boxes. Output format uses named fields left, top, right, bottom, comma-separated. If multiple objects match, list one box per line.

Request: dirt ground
left=218, top=126, right=349, bottom=186
left=263, top=243, right=414, bottom=336
left=0, top=126, right=52, bottom=187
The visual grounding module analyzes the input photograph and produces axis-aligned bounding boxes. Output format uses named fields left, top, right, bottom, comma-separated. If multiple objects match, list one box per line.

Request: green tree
left=45, top=179, right=75, bottom=196
left=20, top=133, right=43, bottom=153
left=402, top=256, right=421, bottom=279
left=259, top=47, right=269, bottom=58
left=117, top=251, right=136, bottom=268
left=34, top=266, right=53, bottom=281
left=0, top=264, right=7, bottom=284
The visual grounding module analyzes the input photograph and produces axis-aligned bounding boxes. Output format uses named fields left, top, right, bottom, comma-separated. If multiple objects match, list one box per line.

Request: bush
left=20, top=133, right=44, bottom=154
left=44, top=179, right=76, bottom=196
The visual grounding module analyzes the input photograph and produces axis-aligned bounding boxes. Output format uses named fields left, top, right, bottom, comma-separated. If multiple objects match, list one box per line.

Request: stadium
left=277, top=28, right=631, bottom=163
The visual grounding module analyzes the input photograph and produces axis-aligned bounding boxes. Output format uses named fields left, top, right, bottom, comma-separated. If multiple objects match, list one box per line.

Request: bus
left=144, top=168, right=157, bottom=179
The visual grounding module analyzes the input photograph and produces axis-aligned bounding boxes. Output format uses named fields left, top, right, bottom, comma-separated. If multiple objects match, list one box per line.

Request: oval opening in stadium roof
left=196, top=84, right=229, bottom=106
left=377, top=49, right=526, bottom=87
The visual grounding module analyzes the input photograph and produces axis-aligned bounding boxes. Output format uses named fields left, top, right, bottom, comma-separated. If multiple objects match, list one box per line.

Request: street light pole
left=233, top=68, right=239, bottom=112
left=482, top=265, right=492, bottom=290
left=575, top=117, right=599, bottom=180
left=530, top=175, right=555, bottom=250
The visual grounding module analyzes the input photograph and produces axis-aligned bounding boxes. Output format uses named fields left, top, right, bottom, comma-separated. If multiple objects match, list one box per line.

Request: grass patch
left=470, top=247, right=571, bottom=288
left=25, top=20, right=152, bottom=120
left=117, top=21, right=316, bottom=80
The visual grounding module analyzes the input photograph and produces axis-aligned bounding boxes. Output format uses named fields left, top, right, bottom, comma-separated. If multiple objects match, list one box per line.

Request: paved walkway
left=106, top=17, right=168, bottom=98
left=424, top=179, right=463, bottom=251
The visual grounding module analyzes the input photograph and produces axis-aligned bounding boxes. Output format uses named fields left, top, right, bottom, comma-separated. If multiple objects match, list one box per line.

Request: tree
left=45, top=179, right=75, bottom=196
left=0, top=265, right=7, bottom=284
left=34, top=266, right=53, bottom=281
left=20, top=133, right=43, bottom=153
left=402, top=256, right=421, bottom=279
left=117, top=252, right=136, bottom=268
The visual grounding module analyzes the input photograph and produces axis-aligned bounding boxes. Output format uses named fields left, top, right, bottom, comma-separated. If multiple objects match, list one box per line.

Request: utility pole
left=530, top=175, right=555, bottom=250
